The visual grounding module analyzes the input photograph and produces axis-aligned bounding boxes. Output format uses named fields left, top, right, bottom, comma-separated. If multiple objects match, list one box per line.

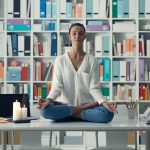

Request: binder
left=51, top=1, right=57, bottom=18
left=34, top=0, right=40, bottom=18
left=120, top=60, right=126, bottom=81
left=102, top=36, right=110, bottom=56
left=112, top=0, right=118, bottom=18
left=145, top=0, right=150, bottom=18
left=66, top=2, right=73, bottom=18
left=103, top=58, right=110, bottom=81
left=112, top=60, right=120, bottom=81
left=93, top=0, right=99, bottom=18
left=11, top=33, right=18, bottom=56
left=20, top=0, right=27, bottom=18
left=21, top=63, right=29, bottom=81
left=123, top=0, right=129, bottom=18
left=24, top=36, right=30, bottom=56
left=46, top=1, right=51, bottom=18
left=95, top=35, right=102, bottom=57
left=117, top=0, right=124, bottom=18
left=51, top=32, right=57, bottom=56
left=139, top=0, right=145, bottom=18
left=86, top=0, right=93, bottom=18
left=13, top=0, right=20, bottom=18
left=101, top=85, right=110, bottom=100
left=7, top=0, right=14, bottom=18
left=129, top=0, right=136, bottom=18
left=99, top=0, right=107, bottom=18
left=60, top=0, right=66, bottom=18
left=139, top=59, right=145, bottom=81
left=40, top=0, right=46, bottom=18
left=18, top=35, right=24, bottom=56
left=41, top=87, right=47, bottom=99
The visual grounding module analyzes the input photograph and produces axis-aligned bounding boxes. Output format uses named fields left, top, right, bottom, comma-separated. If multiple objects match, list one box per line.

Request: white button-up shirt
left=47, top=53, right=105, bottom=105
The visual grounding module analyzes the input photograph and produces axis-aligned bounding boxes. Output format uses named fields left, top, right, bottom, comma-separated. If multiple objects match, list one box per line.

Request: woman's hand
left=37, top=98, right=53, bottom=109
left=102, top=101, right=117, bottom=113
left=81, top=102, right=99, bottom=110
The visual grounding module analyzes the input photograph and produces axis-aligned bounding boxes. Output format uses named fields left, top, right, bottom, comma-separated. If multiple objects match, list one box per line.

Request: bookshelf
left=0, top=0, right=150, bottom=114
left=0, top=0, right=150, bottom=148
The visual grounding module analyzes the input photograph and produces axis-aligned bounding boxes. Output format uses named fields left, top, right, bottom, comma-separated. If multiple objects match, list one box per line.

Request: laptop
left=0, top=94, right=39, bottom=122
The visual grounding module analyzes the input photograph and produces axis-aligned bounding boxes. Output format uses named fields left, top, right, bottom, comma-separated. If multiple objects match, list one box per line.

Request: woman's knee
left=104, top=110, right=114, bottom=123
left=40, top=108, right=50, bottom=119
left=97, top=107, right=114, bottom=123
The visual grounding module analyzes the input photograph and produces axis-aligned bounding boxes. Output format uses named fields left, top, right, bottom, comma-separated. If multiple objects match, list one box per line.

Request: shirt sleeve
left=89, top=58, right=106, bottom=104
left=47, top=57, right=63, bottom=100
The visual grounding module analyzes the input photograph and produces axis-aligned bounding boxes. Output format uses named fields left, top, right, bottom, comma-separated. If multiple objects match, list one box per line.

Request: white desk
left=0, top=117, right=150, bottom=150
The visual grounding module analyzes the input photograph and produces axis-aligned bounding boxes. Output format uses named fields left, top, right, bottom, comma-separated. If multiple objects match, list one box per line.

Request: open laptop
left=0, top=94, right=39, bottom=122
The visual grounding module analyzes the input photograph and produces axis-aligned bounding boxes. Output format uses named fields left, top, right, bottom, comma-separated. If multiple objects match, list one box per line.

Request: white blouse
left=47, top=53, right=106, bottom=105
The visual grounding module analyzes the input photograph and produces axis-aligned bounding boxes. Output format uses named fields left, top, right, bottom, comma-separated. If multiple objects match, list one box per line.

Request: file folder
left=40, top=0, right=46, bottom=18
left=112, top=0, right=118, bottom=18
left=117, top=0, right=124, bottom=18
left=86, top=0, right=93, bottom=18
left=120, top=60, right=126, bottom=81
left=66, top=2, right=73, bottom=18
left=123, top=0, right=129, bottom=18
left=13, top=0, right=20, bottom=18
left=46, top=1, right=51, bottom=18
left=93, top=0, right=99, bottom=18
left=11, top=33, right=18, bottom=56
left=60, top=0, right=66, bottom=18
left=112, top=60, right=120, bottom=81
left=103, top=58, right=110, bottom=81
left=51, top=1, right=57, bottom=18
left=139, top=0, right=145, bottom=18
left=34, top=0, right=40, bottom=18
left=51, top=32, right=57, bottom=56
left=7, top=0, right=14, bottom=18
left=145, top=0, right=150, bottom=18
left=139, top=59, right=145, bottom=81
left=102, top=36, right=110, bottom=56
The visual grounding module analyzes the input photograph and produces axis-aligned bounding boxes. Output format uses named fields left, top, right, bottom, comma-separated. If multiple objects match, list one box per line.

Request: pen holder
left=128, top=109, right=136, bottom=119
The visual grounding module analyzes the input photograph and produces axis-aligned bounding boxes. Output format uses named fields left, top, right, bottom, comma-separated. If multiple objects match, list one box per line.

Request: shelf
left=0, top=0, right=150, bottom=114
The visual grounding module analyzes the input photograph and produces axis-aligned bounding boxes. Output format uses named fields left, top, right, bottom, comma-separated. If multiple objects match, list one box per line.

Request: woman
left=38, top=23, right=117, bottom=123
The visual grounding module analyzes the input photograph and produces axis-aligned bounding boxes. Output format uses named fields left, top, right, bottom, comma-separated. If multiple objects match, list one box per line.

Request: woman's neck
left=69, top=46, right=85, bottom=59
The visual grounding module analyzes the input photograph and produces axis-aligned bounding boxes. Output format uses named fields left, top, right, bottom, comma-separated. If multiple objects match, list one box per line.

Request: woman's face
left=69, top=25, right=86, bottom=46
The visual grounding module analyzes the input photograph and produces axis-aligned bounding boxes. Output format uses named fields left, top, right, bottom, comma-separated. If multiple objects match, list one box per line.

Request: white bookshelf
left=0, top=0, right=150, bottom=148
left=0, top=0, right=150, bottom=114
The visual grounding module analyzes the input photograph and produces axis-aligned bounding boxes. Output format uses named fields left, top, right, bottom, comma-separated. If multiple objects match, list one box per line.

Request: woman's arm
left=89, top=58, right=106, bottom=104
left=89, top=58, right=117, bottom=113
left=46, top=57, right=64, bottom=100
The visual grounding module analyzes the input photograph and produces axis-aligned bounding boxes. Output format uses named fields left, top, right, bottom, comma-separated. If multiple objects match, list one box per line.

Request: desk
left=0, top=117, right=150, bottom=150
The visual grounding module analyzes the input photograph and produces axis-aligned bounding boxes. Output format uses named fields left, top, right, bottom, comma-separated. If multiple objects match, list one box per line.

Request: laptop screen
left=0, top=94, right=31, bottom=117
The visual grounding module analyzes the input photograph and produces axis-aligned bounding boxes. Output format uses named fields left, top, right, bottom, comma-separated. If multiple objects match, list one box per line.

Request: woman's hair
left=69, top=23, right=86, bottom=34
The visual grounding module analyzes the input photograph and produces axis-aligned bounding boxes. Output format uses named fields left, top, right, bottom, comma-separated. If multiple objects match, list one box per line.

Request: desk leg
left=145, top=131, right=150, bottom=150
left=2, top=131, right=7, bottom=150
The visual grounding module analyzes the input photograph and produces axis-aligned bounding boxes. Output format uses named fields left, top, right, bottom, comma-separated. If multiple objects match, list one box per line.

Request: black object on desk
left=13, top=116, right=40, bottom=123
left=0, top=94, right=31, bottom=118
